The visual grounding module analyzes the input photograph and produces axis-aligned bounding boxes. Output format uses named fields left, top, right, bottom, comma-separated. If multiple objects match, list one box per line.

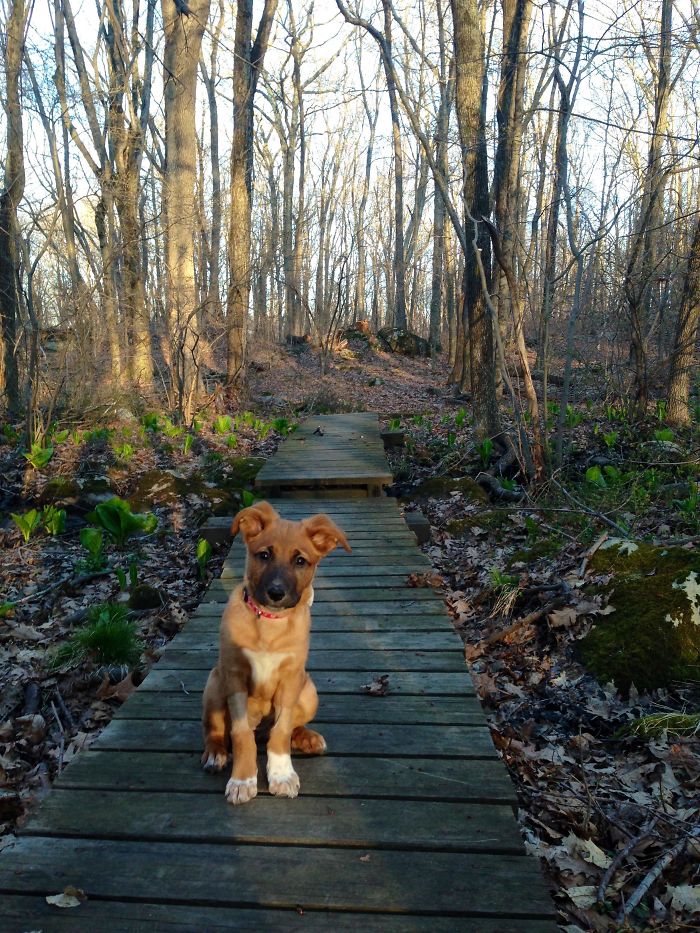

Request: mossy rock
left=414, top=476, right=488, bottom=502
left=39, top=476, right=80, bottom=505
left=128, top=584, right=164, bottom=611
left=579, top=540, right=700, bottom=693
left=224, top=456, right=266, bottom=487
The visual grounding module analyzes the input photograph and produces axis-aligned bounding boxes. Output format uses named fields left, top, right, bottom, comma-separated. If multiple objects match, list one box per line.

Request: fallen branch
left=616, top=824, right=700, bottom=923
left=484, top=606, right=548, bottom=646
left=597, top=814, right=659, bottom=906
left=476, top=471, right=525, bottom=502
left=552, top=480, right=632, bottom=538
left=579, top=532, right=609, bottom=577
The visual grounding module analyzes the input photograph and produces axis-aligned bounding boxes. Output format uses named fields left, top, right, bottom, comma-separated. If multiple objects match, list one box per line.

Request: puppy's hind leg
left=291, top=675, right=327, bottom=755
left=201, top=667, right=230, bottom=772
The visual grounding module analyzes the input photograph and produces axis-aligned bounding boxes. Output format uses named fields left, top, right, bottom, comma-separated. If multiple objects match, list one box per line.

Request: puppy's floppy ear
left=302, top=513, right=351, bottom=557
left=231, top=501, right=279, bottom=542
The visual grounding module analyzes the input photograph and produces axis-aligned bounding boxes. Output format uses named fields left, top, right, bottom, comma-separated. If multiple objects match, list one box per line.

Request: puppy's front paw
left=202, top=750, right=229, bottom=772
left=267, top=752, right=300, bottom=798
left=225, top=775, right=258, bottom=805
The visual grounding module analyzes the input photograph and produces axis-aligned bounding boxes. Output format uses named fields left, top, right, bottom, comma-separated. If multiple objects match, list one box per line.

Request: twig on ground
left=54, top=688, right=75, bottom=730
left=597, top=815, right=660, bottom=906
left=579, top=532, right=609, bottom=576
left=616, top=825, right=700, bottom=923
left=552, top=480, right=632, bottom=537
left=484, top=607, right=548, bottom=646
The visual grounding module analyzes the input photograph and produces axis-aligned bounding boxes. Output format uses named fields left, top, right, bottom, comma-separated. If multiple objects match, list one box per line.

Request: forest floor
left=1, top=337, right=699, bottom=932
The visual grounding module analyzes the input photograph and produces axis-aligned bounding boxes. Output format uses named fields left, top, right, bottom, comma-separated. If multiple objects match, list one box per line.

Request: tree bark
left=162, top=0, right=210, bottom=418
left=0, top=0, right=27, bottom=413
left=668, top=219, right=700, bottom=426
left=227, top=0, right=278, bottom=387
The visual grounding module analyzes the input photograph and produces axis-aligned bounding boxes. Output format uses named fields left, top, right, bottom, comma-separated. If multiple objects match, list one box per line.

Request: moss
left=128, top=584, right=164, bottom=611
left=39, top=476, right=80, bottom=504
left=129, top=468, right=238, bottom=516
left=414, top=475, right=488, bottom=502
left=579, top=540, right=700, bottom=693
left=508, top=538, right=561, bottom=566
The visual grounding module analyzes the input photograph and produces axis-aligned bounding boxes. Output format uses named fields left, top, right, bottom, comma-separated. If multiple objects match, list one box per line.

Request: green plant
left=524, top=516, right=539, bottom=539
left=447, top=431, right=456, bottom=447
left=602, top=430, right=618, bottom=449
left=603, top=465, right=623, bottom=486
left=271, top=417, right=294, bottom=436
left=51, top=428, right=70, bottom=444
left=655, top=400, right=667, bottom=423
left=240, top=489, right=260, bottom=507
left=182, top=434, right=194, bottom=455
left=84, top=427, right=114, bottom=444
left=192, top=418, right=203, bottom=433
left=477, top=438, right=493, bottom=468
left=42, top=505, right=66, bottom=535
left=88, top=497, right=157, bottom=547
left=50, top=603, right=143, bottom=669
left=79, top=527, right=106, bottom=570
left=141, top=412, right=162, bottom=432
left=226, top=433, right=238, bottom=448
left=113, top=442, right=135, bottom=462
left=564, top=404, right=583, bottom=428
left=2, top=424, right=20, bottom=443
left=161, top=417, right=183, bottom=438
left=676, top=491, right=700, bottom=523
left=501, top=478, right=517, bottom=491
left=585, top=465, right=606, bottom=488
left=455, top=407, right=467, bottom=429
left=213, top=415, right=232, bottom=435
left=490, top=568, right=518, bottom=589
left=0, top=601, right=15, bottom=618
left=71, top=429, right=83, bottom=445
left=654, top=428, right=674, bottom=443
left=24, top=442, right=54, bottom=470
left=115, top=567, right=128, bottom=591
left=412, top=414, right=425, bottom=427
left=11, top=509, right=42, bottom=543
left=197, top=538, right=212, bottom=579
left=617, top=712, right=700, bottom=739
left=388, top=418, right=401, bottom=430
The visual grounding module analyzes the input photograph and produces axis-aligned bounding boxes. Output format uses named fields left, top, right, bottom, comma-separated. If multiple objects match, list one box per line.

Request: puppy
left=201, top=501, right=351, bottom=805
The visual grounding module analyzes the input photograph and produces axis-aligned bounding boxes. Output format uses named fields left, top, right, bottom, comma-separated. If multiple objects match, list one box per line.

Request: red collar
left=243, top=586, right=290, bottom=620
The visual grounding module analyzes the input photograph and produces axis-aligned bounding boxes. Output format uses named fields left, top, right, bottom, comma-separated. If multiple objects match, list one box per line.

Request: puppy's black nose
left=266, top=583, right=286, bottom=603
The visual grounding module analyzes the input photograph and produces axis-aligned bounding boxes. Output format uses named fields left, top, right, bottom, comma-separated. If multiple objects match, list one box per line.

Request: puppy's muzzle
left=255, top=570, right=299, bottom=609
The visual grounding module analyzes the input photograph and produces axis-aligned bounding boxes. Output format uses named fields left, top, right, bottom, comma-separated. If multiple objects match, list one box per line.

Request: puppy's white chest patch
left=242, top=648, right=292, bottom=686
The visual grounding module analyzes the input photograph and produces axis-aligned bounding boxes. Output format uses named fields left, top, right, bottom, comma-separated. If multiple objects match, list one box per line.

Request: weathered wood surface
left=0, top=425, right=556, bottom=930
left=255, top=412, right=393, bottom=493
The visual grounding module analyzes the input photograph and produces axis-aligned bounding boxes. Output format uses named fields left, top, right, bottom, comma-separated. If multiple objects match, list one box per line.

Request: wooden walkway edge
left=0, top=414, right=557, bottom=931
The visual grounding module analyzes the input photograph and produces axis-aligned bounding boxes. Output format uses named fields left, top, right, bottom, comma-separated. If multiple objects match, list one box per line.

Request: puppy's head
left=232, top=503, right=351, bottom=610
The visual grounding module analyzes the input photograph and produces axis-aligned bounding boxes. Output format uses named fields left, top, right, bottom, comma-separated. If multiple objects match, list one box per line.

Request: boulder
left=579, top=540, right=700, bottom=693
left=376, top=327, right=431, bottom=358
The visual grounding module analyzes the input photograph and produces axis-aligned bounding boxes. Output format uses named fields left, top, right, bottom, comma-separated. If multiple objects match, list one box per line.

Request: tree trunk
left=0, top=0, right=27, bottom=413
left=450, top=0, right=498, bottom=433
left=162, top=0, right=210, bottom=418
left=226, top=0, right=278, bottom=387
left=668, top=219, right=700, bottom=426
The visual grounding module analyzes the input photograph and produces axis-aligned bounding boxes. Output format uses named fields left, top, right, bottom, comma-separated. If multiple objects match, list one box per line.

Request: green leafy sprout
left=50, top=603, right=143, bottom=670
left=11, top=509, right=42, bottom=543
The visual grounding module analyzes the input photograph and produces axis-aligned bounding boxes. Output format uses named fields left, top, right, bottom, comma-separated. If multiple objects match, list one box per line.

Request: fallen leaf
left=548, top=607, right=578, bottom=629
left=668, top=885, right=700, bottom=912
left=46, top=885, right=87, bottom=908
left=96, top=672, right=138, bottom=703
left=361, top=674, right=390, bottom=696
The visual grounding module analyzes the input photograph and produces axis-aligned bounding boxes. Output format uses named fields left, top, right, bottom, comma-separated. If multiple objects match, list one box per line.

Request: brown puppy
left=201, top=501, right=350, bottom=805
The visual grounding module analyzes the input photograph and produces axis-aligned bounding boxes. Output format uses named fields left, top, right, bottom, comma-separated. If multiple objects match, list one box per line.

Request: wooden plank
left=156, top=649, right=466, bottom=672
left=192, top=600, right=448, bottom=616
left=139, top=668, right=475, bottom=695
left=0, top=896, right=559, bottom=932
left=186, top=611, right=450, bottom=631
left=221, top=564, right=433, bottom=579
left=117, top=693, right=482, bottom=723
left=170, top=630, right=459, bottom=652
left=57, top=751, right=513, bottom=801
left=180, top=627, right=459, bottom=651
left=203, top=584, right=440, bottom=602
left=93, top=720, right=496, bottom=757
left=24, top=789, right=525, bottom=853
left=0, top=837, right=557, bottom=918
left=217, top=573, right=426, bottom=589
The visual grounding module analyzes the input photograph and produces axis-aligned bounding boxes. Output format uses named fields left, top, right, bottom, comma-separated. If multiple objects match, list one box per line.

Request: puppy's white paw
left=202, top=751, right=228, bottom=772
left=267, top=752, right=300, bottom=798
left=225, top=775, right=258, bottom=805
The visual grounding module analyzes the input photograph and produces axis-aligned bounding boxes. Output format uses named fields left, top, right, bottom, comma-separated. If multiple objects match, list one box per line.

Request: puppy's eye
left=257, top=550, right=271, bottom=561
left=294, top=555, right=307, bottom=567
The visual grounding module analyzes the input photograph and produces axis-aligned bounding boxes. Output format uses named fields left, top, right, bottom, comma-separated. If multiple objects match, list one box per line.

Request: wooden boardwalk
left=0, top=415, right=557, bottom=931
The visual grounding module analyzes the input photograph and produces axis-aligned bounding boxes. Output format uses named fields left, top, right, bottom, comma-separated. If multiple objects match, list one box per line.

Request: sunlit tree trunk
left=162, top=0, right=210, bottom=417
left=668, top=219, right=700, bottom=426
left=0, top=0, right=28, bottom=412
